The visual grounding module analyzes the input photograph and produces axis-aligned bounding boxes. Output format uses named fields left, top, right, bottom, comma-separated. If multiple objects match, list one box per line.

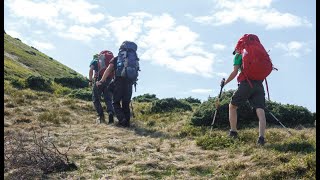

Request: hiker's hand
left=220, top=78, right=225, bottom=87
left=96, top=81, right=102, bottom=86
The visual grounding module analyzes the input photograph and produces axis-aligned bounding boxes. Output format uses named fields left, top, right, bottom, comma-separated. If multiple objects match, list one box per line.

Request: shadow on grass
left=267, top=141, right=315, bottom=153
left=126, top=122, right=171, bottom=139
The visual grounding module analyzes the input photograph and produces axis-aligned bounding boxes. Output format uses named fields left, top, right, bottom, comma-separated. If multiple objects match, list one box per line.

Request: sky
left=4, top=0, right=316, bottom=113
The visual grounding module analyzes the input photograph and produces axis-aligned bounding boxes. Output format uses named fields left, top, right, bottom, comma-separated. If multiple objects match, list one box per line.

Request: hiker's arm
left=96, top=63, right=114, bottom=86
left=89, top=65, right=94, bottom=86
left=224, top=65, right=240, bottom=86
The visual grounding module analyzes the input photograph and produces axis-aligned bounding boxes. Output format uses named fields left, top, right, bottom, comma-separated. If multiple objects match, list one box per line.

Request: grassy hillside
left=4, top=82, right=316, bottom=179
left=4, top=33, right=81, bottom=81
left=4, top=33, right=90, bottom=97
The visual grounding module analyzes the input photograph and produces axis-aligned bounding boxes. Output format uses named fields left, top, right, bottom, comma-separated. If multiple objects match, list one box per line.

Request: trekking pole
left=210, top=78, right=225, bottom=132
left=265, top=108, right=293, bottom=135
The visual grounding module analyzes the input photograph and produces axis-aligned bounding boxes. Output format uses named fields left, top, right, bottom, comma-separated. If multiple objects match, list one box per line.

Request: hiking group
left=89, top=41, right=140, bottom=127
left=89, top=34, right=276, bottom=145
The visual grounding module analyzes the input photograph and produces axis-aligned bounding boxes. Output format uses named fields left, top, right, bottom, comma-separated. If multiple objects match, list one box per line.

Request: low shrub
left=150, top=98, right=192, bottom=113
left=191, top=90, right=314, bottom=128
left=133, top=93, right=159, bottom=102
left=68, top=88, right=92, bottom=101
left=25, top=75, right=53, bottom=92
left=11, top=77, right=26, bottom=89
left=54, top=76, right=88, bottom=89
left=52, top=83, right=72, bottom=96
left=181, top=97, right=201, bottom=104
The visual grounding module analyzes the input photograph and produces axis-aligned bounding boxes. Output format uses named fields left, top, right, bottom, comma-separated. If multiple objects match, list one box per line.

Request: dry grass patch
left=14, top=116, right=32, bottom=124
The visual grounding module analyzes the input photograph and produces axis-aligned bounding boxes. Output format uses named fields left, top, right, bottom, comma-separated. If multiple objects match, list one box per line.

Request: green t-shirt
left=89, top=58, right=98, bottom=72
left=233, top=53, right=242, bottom=72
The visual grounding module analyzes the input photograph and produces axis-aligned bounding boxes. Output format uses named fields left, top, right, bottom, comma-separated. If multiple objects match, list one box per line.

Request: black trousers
left=113, top=77, right=133, bottom=123
left=92, top=77, right=114, bottom=117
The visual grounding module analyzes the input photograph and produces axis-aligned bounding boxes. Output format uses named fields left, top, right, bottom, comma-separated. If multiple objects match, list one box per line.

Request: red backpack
left=98, top=50, right=114, bottom=78
left=235, top=34, right=277, bottom=100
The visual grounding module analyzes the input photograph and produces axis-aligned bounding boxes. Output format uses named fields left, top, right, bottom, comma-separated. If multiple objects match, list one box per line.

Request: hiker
left=219, top=34, right=274, bottom=146
left=89, top=51, right=115, bottom=124
left=96, top=41, right=140, bottom=127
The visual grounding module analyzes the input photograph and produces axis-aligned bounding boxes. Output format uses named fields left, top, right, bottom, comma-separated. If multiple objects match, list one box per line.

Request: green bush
left=11, top=77, right=26, bottom=89
left=133, top=93, right=159, bottom=102
left=68, top=88, right=92, bottom=101
left=150, top=98, right=192, bottom=113
left=265, top=101, right=314, bottom=127
left=191, top=90, right=314, bottom=128
left=181, top=97, right=201, bottom=104
left=53, top=83, right=72, bottom=96
left=25, top=75, right=53, bottom=92
left=54, top=76, right=88, bottom=89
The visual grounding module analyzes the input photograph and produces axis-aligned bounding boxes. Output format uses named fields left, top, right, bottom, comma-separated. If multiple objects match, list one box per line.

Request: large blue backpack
left=116, top=41, right=140, bottom=86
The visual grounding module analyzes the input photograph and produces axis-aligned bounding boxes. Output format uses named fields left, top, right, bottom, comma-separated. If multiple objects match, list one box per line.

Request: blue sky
left=4, top=0, right=316, bottom=112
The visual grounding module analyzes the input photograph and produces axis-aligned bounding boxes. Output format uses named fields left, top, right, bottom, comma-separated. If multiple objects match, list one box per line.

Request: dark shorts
left=230, top=80, right=265, bottom=109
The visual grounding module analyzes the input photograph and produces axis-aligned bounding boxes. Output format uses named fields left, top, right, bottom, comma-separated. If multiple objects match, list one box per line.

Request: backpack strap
left=246, top=78, right=253, bottom=88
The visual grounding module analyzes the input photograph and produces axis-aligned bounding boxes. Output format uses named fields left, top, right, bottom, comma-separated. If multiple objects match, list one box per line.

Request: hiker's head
left=93, top=54, right=99, bottom=59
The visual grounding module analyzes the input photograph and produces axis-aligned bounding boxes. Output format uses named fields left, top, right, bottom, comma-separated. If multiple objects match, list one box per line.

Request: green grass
left=38, top=110, right=71, bottom=125
left=4, top=34, right=81, bottom=80
left=4, top=57, right=34, bottom=80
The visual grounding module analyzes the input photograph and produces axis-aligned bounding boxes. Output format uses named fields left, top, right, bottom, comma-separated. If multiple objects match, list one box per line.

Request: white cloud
left=56, top=0, right=104, bottom=24
left=214, top=72, right=228, bottom=77
left=191, top=89, right=213, bottom=94
left=5, top=0, right=221, bottom=78
left=107, top=13, right=217, bottom=78
left=58, top=25, right=110, bottom=42
left=275, top=41, right=311, bottom=58
left=7, top=0, right=59, bottom=20
left=30, top=40, right=55, bottom=50
left=212, top=43, right=226, bottom=51
left=5, top=0, right=104, bottom=31
left=106, top=13, right=149, bottom=45
left=34, top=30, right=44, bottom=35
left=6, top=0, right=66, bottom=30
left=187, top=0, right=312, bottom=29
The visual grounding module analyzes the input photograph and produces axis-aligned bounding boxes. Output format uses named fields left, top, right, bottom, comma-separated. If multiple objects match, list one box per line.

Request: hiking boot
left=96, top=116, right=105, bottom=124
left=116, top=119, right=129, bottom=127
left=108, top=113, right=114, bottom=124
left=257, top=136, right=265, bottom=146
left=229, top=130, right=238, bottom=138
left=123, top=120, right=130, bottom=127
left=96, top=117, right=100, bottom=124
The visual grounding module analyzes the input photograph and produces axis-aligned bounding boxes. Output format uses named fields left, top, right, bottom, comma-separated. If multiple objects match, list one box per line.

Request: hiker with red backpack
left=89, top=51, right=115, bottom=124
left=219, top=34, right=275, bottom=146
left=96, top=41, right=140, bottom=127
